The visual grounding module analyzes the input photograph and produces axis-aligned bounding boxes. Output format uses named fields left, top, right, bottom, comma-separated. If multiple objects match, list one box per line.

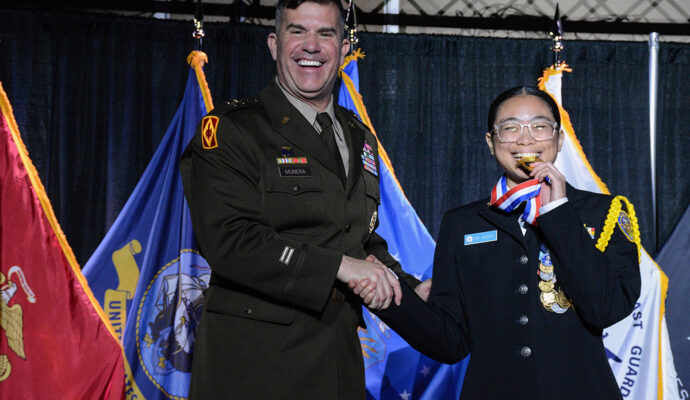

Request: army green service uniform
left=180, top=79, right=417, bottom=399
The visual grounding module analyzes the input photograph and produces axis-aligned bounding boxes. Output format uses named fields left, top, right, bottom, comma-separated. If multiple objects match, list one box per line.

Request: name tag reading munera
left=279, top=165, right=312, bottom=178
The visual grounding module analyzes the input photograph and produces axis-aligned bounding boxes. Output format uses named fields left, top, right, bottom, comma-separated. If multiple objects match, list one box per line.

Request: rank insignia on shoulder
left=617, top=210, right=635, bottom=242
left=361, top=142, right=378, bottom=176
left=201, top=116, right=219, bottom=149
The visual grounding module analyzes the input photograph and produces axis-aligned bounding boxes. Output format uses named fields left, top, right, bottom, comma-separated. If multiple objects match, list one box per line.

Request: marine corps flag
left=338, top=49, right=470, bottom=399
left=538, top=64, right=681, bottom=399
left=82, top=52, right=213, bottom=399
left=0, top=82, right=125, bottom=398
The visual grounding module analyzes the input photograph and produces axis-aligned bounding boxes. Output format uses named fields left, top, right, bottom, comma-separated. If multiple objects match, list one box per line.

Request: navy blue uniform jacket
left=378, top=185, right=640, bottom=399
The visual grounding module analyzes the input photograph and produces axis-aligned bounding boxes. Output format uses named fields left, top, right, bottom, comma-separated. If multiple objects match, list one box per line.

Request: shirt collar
left=275, top=76, right=339, bottom=138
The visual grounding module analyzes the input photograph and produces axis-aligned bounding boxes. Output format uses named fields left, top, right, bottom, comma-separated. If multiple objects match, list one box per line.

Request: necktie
left=316, top=112, right=346, bottom=181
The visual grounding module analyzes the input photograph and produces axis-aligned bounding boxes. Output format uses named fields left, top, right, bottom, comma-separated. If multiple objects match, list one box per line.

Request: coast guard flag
left=338, top=49, right=470, bottom=400
left=82, top=52, right=213, bottom=400
left=0, top=81, right=124, bottom=398
left=538, top=64, right=680, bottom=400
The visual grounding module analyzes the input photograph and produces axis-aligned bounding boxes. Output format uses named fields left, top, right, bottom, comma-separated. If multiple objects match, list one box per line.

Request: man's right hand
left=337, top=255, right=401, bottom=310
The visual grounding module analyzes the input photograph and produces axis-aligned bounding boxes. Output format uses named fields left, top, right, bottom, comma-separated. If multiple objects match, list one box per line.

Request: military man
left=180, top=0, right=420, bottom=398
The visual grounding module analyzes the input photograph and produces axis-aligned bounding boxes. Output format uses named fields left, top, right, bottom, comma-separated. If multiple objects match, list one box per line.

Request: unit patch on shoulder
left=201, top=116, right=219, bottom=149
left=617, top=210, right=635, bottom=242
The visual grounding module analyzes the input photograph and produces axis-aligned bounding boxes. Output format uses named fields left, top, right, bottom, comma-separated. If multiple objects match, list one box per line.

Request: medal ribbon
left=489, top=176, right=542, bottom=225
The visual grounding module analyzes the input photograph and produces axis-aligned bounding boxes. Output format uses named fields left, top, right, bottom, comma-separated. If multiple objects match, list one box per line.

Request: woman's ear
left=485, top=132, right=495, bottom=156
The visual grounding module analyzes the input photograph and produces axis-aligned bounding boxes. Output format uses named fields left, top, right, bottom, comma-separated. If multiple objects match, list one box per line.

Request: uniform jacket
left=180, top=80, right=417, bottom=399
left=378, top=184, right=641, bottom=400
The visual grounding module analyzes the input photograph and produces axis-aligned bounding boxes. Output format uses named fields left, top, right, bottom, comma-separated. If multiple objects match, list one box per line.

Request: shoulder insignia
left=617, top=210, right=635, bottom=242
left=200, top=116, right=219, bottom=149
left=226, top=96, right=260, bottom=110
left=346, top=108, right=363, bottom=122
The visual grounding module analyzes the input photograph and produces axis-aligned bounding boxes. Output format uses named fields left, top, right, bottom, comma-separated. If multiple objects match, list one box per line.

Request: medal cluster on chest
left=537, top=244, right=572, bottom=313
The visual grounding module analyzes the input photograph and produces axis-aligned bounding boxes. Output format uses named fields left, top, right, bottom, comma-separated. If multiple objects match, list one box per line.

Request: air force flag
left=339, top=49, right=470, bottom=400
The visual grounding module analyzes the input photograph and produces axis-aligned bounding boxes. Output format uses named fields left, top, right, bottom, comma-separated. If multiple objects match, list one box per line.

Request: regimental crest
left=136, top=250, right=211, bottom=398
left=200, top=116, right=219, bottom=149
left=0, top=266, right=36, bottom=382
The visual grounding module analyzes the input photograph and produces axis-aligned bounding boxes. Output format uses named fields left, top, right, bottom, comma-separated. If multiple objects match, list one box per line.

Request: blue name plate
left=464, top=230, right=497, bottom=246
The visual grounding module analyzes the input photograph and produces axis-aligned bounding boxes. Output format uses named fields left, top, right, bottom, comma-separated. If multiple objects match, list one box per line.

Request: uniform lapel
left=259, top=81, right=344, bottom=180
left=477, top=204, right=527, bottom=248
left=335, top=107, right=364, bottom=195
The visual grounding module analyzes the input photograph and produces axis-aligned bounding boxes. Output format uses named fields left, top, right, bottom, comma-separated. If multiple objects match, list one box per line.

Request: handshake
left=337, top=255, right=432, bottom=310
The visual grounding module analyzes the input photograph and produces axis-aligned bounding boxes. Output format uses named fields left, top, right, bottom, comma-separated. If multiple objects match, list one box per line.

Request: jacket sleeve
left=180, top=113, right=342, bottom=314
left=376, top=215, right=470, bottom=363
left=364, top=230, right=421, bottom=289
left=538, top=199, right=641, bottom=329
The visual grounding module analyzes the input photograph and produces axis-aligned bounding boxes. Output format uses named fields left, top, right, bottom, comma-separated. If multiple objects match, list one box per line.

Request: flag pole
left=345, top=0, right=359, bottom=53
left=550, top=3, right=563, bottom=68
left=648, top=32, right=659, bottom=249
left=193, top=0, right=205, bottom=51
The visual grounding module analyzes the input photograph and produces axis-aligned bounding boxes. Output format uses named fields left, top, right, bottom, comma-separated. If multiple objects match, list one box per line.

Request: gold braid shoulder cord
left=594, top=195, right=641, bottom=263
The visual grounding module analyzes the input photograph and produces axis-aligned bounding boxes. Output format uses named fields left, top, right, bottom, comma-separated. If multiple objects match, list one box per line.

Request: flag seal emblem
left=0, top=266, right=36, bottom=382
left=201, top=116, right=219, bottom=149
left=136, top=250, right=211, bottom=397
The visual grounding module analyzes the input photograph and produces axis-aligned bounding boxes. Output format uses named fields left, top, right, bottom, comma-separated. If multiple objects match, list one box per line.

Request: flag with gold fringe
left=539, top=63, right=680, bottom=400
left=339, top=49, right=470, bottom=400
left=0, top=81, right=125, bottom=398
left=82, top=51, right=213, bottom=399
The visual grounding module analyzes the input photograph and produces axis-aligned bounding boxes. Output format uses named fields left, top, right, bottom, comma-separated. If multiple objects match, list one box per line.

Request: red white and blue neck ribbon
left=489, top=176, right=542, bottom=225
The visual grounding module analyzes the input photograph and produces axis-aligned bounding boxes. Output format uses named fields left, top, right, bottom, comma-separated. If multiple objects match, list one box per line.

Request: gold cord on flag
left=538, top=63, right=610, bottom=195
left=338, top=49, right=408, bottom=197
left=187, top=51, right=214, bottom=112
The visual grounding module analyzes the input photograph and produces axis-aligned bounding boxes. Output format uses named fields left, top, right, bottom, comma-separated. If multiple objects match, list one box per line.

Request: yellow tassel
left=339, top=48, right=366, bottom=76
left=595, top=196, right=641, bottom=262
left=186, top=51, right=214, bottom=112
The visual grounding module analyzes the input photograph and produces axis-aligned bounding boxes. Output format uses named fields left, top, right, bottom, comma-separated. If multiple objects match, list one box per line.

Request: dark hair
left=275, top=0, right=346, bottom=38
left=487, top=86, right=561, bottom=133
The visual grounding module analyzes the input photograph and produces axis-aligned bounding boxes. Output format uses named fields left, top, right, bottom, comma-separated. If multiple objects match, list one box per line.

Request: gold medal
left=538, top=280, right=555, bottom=292
left=540, top=290, right=557, bottom=307
left=556, top=289, right=572, bottom=308
left=539, top=263, right=554, bottom=274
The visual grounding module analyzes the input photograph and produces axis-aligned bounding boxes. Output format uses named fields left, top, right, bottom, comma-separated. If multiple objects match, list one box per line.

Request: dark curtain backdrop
left=0, top=8, right=688, bottom=266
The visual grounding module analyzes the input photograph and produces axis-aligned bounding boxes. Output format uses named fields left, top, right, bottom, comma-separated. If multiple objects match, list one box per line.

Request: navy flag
left=82, top=52, right=213, bottom=399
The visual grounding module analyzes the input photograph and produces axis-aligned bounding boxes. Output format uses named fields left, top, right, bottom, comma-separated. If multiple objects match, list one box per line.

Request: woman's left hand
left=530, top=161, right=566, bottom=204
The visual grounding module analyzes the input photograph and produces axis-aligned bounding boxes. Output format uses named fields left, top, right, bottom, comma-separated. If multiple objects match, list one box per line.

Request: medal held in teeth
left=517, top=153, right=543, bottom=172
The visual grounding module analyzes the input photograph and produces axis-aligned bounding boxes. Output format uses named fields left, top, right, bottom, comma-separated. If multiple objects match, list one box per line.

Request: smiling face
left=485, top=94, right=564, bottom=187
left=268, top=1, right=349, bottom=111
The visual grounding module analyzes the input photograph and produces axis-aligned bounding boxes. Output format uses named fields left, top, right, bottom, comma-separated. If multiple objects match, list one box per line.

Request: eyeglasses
left=492, top=119, right=559, bottom=143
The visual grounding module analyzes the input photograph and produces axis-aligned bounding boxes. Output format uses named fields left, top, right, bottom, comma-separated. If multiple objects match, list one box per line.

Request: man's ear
left=339, top=38, right=350, bottom=65
left=267, top=32, right=278, bottom=61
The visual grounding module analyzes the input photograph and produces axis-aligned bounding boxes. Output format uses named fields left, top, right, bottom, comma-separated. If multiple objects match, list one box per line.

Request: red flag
left=0, top=81, right=125, bottom=399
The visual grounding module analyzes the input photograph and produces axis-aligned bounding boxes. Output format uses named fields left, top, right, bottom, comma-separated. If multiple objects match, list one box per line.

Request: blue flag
left=338, top=49, right=469, bottom=400
left=83, top=52, right=213, bottom=399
